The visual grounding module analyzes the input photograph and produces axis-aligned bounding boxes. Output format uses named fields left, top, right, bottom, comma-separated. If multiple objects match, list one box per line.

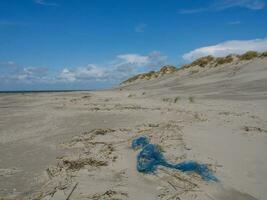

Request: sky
left=0, top=0, right=267, bottom=91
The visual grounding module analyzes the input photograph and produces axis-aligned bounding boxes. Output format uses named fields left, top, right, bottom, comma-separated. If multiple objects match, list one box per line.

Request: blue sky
left=0, top=0, right=267, bottom=91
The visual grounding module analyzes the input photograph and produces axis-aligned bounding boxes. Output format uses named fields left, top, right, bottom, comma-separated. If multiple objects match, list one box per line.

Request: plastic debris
left=131, top=136, right=149, bottom=149
left=174, top=161, right=218, bottom=182
left=132, top=136, right=218, bottom=182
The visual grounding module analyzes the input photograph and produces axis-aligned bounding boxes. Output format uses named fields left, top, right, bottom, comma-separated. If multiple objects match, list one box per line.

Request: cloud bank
left=117, top=54, right=149, bottom=65
left=183, top=38, right=267, bottom=61
left=0, top=51, right=167, bottom=90
left=58, top=65, right=108, bottom=82
left=33, top=0, right=59, bottom=6
left=58, top=51, right=167, bottom=84
left=179, top=0, right=266, bottom=14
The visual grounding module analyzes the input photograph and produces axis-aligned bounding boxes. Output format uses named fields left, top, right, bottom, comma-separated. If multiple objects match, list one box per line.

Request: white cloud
left=77, top=65, right=106, bottom=78
left=18, top=67, right=49, bottom=82
left=183, top=38, right=267, bottom=61
left=134, top=23, right=147, bottom=33
left=147, top=51, right=168, bottom=68
left=179, top=0, right=265, bottom=14
left=1, top=51, right=167, bottom=85
left=33, top=0, right=59, bottom=6
left=0, top=61, right=16, bottom=67
left=58, top=69, right=76, bottom=82
left=228, top=20, right=241, bottom=25
left=216, top=0, right=266, bottom=10
left=7, top=61, right=15, bottom=65
left=116, top=51, right=167, bottom=67
left=59, top=65, right=107, bottom=82
left=117, top=54, right=149, bottom=65
left=58, top=51, right=167, bottom=83
left=1, top=66, right=50, bottom=84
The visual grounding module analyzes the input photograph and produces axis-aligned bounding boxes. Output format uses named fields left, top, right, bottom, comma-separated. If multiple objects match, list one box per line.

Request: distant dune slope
left=120, top=52, right=267, bottom=100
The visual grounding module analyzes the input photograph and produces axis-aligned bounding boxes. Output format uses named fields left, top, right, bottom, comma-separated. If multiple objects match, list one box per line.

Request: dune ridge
left=122, top=51, right=267, bottom=85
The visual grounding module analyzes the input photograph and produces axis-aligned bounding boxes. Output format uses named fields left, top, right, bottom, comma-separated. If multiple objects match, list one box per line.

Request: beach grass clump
left=239, top=51, right=259, bottom=60
left=143, top=71, right=156, bottom=80
left=162, top=97, right=170, bottom=102
left=191, top=56, right=214, bottom=67
left=189, top=96, right=194, bottom=103
left=159, top=65, right=177, bottom=74
left=128, top=93, right=136, bottom=98
left=215, top=55, right=234, bottom=66
left=260, top=51, right=267, bottom=57
left=121, top=74, right=140, bottom=84
left=174, top=96, right=180, bottom=103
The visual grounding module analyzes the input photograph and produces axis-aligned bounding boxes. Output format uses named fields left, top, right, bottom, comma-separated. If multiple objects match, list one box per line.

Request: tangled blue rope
left=132, top=136, right=218, bottom=182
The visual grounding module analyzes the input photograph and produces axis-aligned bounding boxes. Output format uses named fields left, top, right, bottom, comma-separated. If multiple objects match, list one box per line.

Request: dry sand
left=0, top=58, right=267, bottom=200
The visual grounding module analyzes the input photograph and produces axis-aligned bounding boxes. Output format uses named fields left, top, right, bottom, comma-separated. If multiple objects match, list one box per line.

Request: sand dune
left=0, top=57, right=267, bottom=199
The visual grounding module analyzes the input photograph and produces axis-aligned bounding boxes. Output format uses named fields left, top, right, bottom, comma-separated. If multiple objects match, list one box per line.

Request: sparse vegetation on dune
left=121, top=65, right=177, bottom=84
left=162, top=96, right=180, bottom=103
left=174, top=96, right=180, bottom=103
left=238, top=51, right=259, bottom=60
left=260, top=51, right=267, bottom=57
left=159, top=65, right=177, bottom=73
left=215, top=55, right=234, bottom=66
left=189, top=96, right=194, bottom=103
left=121, top=51, right=267, bottom=85
left=191, top=55, right=215, bottom=67
left=128, top=93, right=135, bottom=98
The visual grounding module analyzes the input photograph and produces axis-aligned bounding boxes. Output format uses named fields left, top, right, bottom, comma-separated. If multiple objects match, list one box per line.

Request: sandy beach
left=0, top=57, right=267, bottom=200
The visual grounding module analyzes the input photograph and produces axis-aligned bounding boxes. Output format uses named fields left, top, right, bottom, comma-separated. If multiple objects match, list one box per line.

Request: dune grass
left=189, top=96, right=194, bottom=103
left=239, top=51, right=259, bottom=60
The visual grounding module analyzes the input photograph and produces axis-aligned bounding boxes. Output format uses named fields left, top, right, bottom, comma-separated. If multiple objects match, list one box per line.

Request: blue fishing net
left=131, top=136, right=149, bottom=149
left=174, top=161, right=218, bottom=182
left=132, top=136, right=218, bottom=182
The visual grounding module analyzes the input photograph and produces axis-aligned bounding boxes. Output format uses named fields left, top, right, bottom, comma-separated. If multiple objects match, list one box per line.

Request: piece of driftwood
left=167, top=180, right=178, bottom=191
left=46, top=168, right=53, bottom=180
left=66, top=182, right=78, bottom=200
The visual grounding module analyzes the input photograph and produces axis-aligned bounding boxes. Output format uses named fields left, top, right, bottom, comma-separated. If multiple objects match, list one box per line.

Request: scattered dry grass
left=61, top=157, right=108, bottom=171
left=82, top=95, right=91, bottom=99
left=89, top=190, right=128, bottom=200
left=188, top=96, right=194, bottom=103
left=243, top=126, right=267, bottom=133
left=162, top=97, right=170, bottom=102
